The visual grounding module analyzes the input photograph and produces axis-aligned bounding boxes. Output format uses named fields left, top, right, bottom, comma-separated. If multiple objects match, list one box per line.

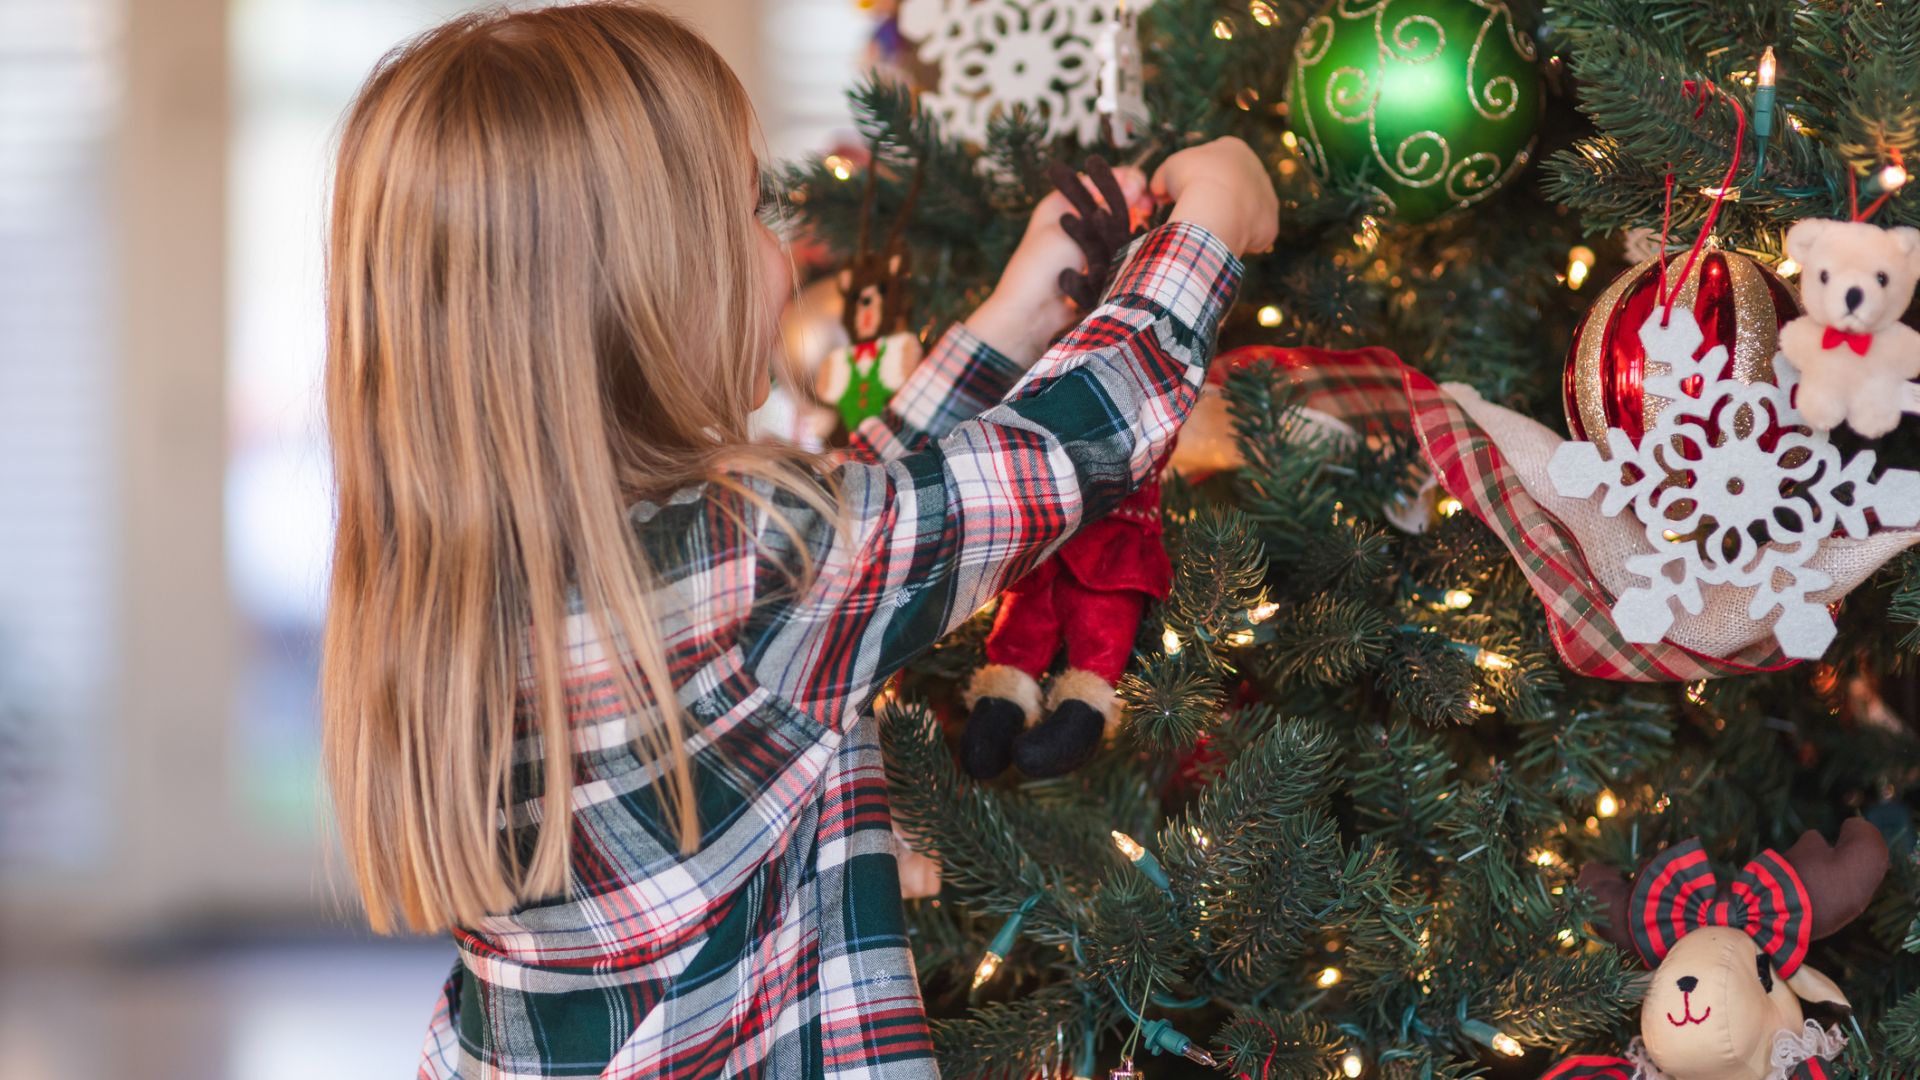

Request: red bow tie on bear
left=1821, top=326, right=1874, bottom=355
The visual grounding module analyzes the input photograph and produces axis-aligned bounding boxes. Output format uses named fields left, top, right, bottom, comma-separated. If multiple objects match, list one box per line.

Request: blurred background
left=0, top=1, right=872, bottom=1075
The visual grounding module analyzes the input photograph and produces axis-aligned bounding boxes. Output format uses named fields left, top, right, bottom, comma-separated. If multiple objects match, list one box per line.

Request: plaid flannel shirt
left=416, top=223, right=1240, bottom=1079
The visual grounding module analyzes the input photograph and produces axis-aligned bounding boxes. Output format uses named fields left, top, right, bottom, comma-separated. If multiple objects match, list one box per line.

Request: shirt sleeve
left=842, top=321, right=1024, bottom=464
left=746, top=222, right=1241, bottom=728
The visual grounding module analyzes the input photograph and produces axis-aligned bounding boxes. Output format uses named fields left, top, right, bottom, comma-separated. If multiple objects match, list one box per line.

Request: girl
left=319, top=4, right=1275, bottom=1078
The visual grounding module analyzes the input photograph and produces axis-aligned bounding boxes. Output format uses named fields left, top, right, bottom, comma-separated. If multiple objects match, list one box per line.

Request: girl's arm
left=750, top=221, right=1241, bottom=727
left=843, top=165, right=1152, bottom=463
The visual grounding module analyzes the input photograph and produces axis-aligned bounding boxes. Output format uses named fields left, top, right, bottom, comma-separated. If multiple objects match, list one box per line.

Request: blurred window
left=0, top=0, right=122, bottom=868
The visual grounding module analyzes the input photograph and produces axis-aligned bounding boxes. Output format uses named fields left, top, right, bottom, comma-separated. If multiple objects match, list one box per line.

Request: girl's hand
left=1151, top=137, right=1278, bottom=257
left=968, top=165, right=1151, bottom=364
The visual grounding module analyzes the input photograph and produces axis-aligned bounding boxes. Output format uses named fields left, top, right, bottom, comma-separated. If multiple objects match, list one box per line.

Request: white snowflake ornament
left=898, top=0, right=1153, bottom=147
left=1549, top=307, right=1920, bottom=658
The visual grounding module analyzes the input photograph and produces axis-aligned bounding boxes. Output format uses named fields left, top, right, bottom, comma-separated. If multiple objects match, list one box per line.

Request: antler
left=1046, top=155, right=1142, bottom=311
left=1782, top=817, right=1890, bottom=939
left=1576, top=862, right=1638, bottom=953
left=880, top=158, right=925, bottom=256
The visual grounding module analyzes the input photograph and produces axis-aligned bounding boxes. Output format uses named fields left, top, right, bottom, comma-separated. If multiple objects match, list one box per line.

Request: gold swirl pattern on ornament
left=1290, top=27, right=1332, bottom=180
left=1473, top=0, right=1534, bottom=60
left=1388, top=130, right=1449, bottom=187
left=1444, top=152, right=1502, bottom=199
left=1294, top=14, right=1335, bottom=64
left=1574, top=255, right=1657, bottom=458
left=1327, top=66, right=1374, bottom=123
left=1335, top=0, right=1388, bottom=19
left=1386, top=13, right=1445, bottom=63
left=1466, top=2, right=1522, bottom=120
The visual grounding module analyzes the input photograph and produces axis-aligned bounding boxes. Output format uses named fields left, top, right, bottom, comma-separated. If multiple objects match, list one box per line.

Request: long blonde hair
left=322, top=2, right=809, bottom=934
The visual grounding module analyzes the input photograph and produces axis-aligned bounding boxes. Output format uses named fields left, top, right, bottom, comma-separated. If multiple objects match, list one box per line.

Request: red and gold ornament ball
left=1563, top=250, right=1800, bottom=444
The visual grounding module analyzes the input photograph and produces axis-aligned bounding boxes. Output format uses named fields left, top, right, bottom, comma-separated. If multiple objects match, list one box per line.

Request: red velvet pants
left=983, top=559, right=1147, bottom=685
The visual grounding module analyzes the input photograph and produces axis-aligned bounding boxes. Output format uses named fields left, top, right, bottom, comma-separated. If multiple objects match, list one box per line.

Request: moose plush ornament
left=1776, top=217, right=1920, bottom=438
left=961, top=157, right=1165, bottom=780
left=1543, top=819, right=1889, bottom=1080
left=816, top=159, right=926, bottom=437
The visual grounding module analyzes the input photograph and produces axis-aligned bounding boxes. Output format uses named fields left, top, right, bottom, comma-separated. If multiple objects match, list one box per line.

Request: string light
left=971, top=896, right=1038, bottom=990
left=1281, top=130, right=1299, bottom=152
left=1112, top=830, right=1171, bottom=890
left=1248, top=0, right=1277, bottom=27
left=824, top=154, right=854, bottom=181
left=1341, top=1050, right=1365, bottom=1078
left=1880, top=162, right=1910, bottom=192
left=1316, top=966, right=1343, bottom=988
left=1437, top=496, right=1463, bottom=518
left=1566, top=245, right=1596, bottom=290
left=1256, top=304, right=1284, bottom=327
left=1212, top=16, right=1234, bottom=39
left=970, top=952, right=1002, bottom=990
left=1596, top=790, right=1620, bottom=818
left=1531, top=848, right=1561, bottom=868
left=1162, top=628, right=1183, bottom=655
left=1226, top=628, right=1255, bottom=646
left=1249, top=600, right=1280, bottom=623
left=1776, top=257, right=1800, bottom=277
left=1467, top=695, right=1497, bottom=714
left=1460, top=1019, right=1526, bottom=1058
left=1753, top=46, right=1777, bottom=174
left=1685, top=680, right=1707, bottom=705
left=1473, top=648, right=1514, bottom=672
left=1442, top=589, right=1474, bottom=610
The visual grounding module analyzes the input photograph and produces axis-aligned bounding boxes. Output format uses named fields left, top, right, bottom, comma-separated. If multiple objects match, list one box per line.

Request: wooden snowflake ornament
left=898, top=0, right=1153, bottom=147
left=1548, top=307, right=1920, bottom=659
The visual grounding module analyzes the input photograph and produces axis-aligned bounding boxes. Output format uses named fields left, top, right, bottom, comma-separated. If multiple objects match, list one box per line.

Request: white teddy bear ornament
left=1776, top=217, right=1920, bottom=437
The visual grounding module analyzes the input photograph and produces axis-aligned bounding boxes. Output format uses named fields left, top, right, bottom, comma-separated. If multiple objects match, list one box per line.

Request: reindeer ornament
left=1544, top=819, right=1889, bottom=1080
left=815, top=158, right=925, bottom=437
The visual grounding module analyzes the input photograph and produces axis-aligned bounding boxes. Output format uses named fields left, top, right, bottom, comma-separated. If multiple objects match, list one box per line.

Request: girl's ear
left=1786, top=964, right=1851, bottom=1017
left=837, top=268, right=853, bottom=292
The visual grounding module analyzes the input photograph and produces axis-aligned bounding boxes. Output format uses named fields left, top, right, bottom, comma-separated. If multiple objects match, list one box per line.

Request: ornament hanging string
left=1848, top=147, right=1906, bottom=222
left=1233, top=1020, right=1280, bottom=1080
left=1654, top=78, right=1748, bottom=327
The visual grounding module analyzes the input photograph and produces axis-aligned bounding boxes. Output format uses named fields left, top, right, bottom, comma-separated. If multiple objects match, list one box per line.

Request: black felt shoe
left=961, top=697, right=1026, bottom=779
left=1011, top=700, right=1106, bottom=778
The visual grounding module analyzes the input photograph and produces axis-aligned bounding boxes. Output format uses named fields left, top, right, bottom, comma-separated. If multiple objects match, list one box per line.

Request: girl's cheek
left=757, top=223, right=789, bottom=328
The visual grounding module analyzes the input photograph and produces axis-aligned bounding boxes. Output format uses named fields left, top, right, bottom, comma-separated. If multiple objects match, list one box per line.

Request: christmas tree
left=774, top=1, right=1920, bottom=1076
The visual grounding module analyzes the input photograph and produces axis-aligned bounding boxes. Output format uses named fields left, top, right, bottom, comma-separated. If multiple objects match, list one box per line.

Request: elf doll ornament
left=816, top=158, right=926, bottom=436
left=962, top=157, right=1166, bottom=780
left=1543, top=819, right=1888, bottom=1080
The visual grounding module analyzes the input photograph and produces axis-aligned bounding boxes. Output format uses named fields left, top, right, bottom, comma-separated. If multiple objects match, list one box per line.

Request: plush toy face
left=1640, top=927, right=1804, bottom=1080
left=1786, top=218, right=1920, bottom=336
left=840, top=251, right=906, bottom=343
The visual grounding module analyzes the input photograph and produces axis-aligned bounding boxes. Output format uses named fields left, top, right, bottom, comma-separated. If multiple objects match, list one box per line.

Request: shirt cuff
left=1103, top=221, right=1243, bottom=345
left=936, top=321, right=1025, bottom=406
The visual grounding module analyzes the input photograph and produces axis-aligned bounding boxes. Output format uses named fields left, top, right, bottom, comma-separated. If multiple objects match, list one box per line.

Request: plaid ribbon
left=1220, top=345, right=1801, bottom=682
left=1628, top=838, right=1812, bottom=976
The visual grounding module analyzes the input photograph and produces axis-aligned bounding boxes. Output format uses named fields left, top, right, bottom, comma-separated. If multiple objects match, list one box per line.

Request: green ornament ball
left=1284, top=0, right=1542, bottom=224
